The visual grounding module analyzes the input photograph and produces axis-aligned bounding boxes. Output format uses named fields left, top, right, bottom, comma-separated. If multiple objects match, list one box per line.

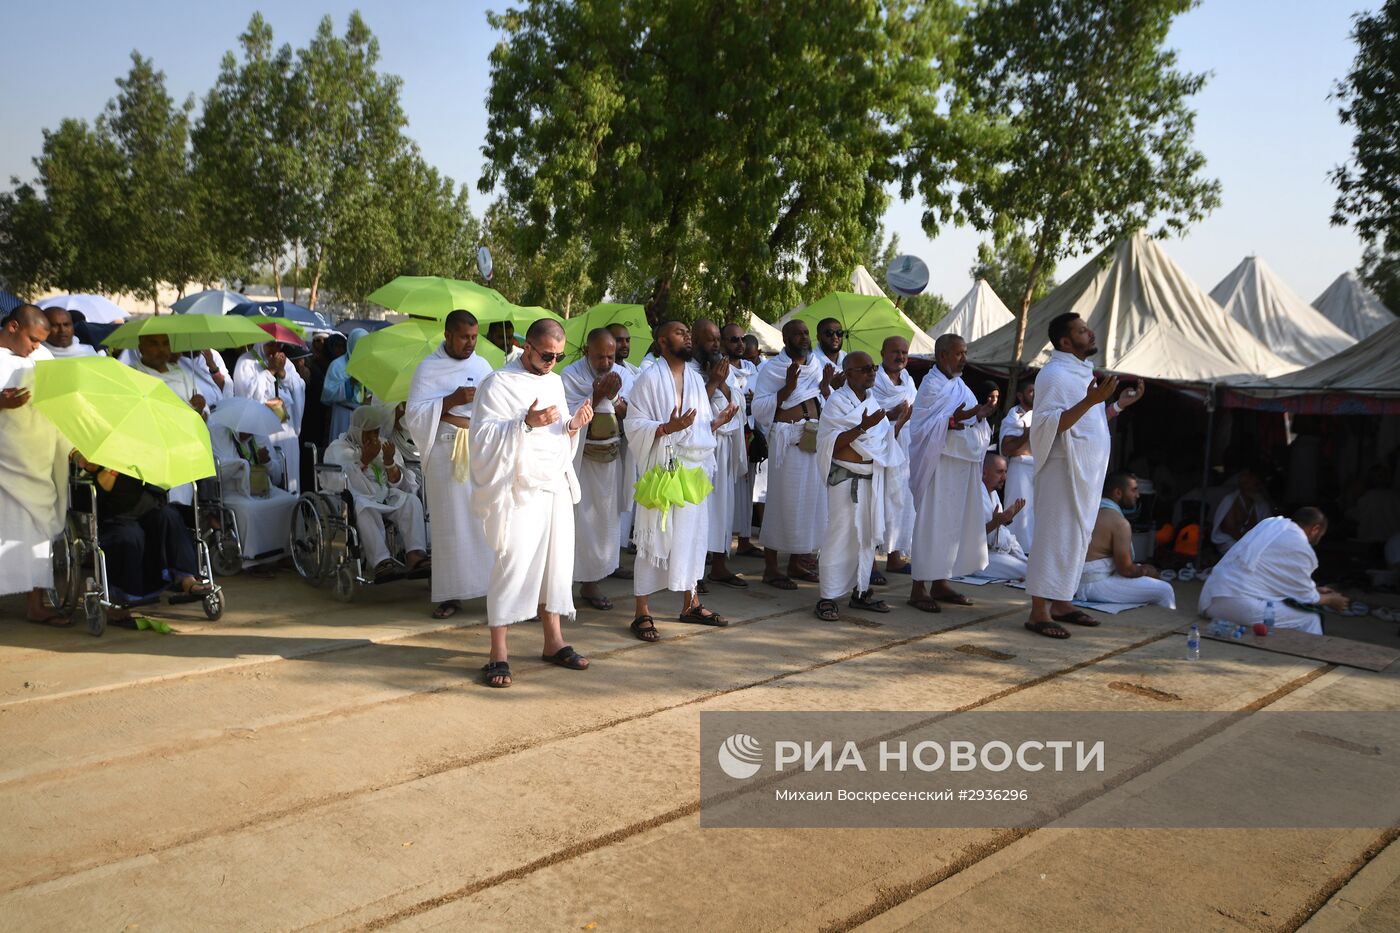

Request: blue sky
left=0, top=0, right=1372, bottom=304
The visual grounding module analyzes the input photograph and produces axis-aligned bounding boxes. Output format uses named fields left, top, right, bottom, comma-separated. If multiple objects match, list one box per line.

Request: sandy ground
left=2, top=553, right=1398, bottom=932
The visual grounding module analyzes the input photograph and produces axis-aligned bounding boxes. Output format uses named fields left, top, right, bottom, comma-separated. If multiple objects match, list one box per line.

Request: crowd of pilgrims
left=1, top=303, right=1352, bottom=688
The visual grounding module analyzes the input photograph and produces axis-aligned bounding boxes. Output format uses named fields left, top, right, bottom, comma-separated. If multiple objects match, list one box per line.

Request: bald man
left=870, top=335, right=916, bottom=574
left=609, top=322, right=641, bottom=552
left=131, top=332, right=204, bottom=508
left=42, top=307, right=97, bottom=358
left=0, top=306, right=72, bottom=624
left=560, top=327, right=627, bottom=608
left=751, top=319, right=831, bottom=588
left=694, top=319, right=749, bottom=588
left=981, top=453, right=1028, bottom=581
left=469, top=318, right=594, bottom=687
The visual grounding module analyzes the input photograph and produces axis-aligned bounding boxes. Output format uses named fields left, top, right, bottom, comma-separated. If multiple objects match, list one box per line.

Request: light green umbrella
left=560, top=303, right=648, bottom=366
left=793, top=292, right=913, bottom=359
left=345, top=318, right=506, bottom=403
left=101, top=313, right=274, bottom=353
left=367, top=276, right=515, bottom=322
left=32, top=357, right=215, bottom=488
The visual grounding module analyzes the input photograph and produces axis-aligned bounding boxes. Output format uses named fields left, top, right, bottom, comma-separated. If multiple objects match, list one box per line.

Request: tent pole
left=1198, top=384, right=1218, bottom=537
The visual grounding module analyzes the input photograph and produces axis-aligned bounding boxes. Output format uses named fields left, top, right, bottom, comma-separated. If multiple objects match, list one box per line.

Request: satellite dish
left=477, top=246, right=493, bottom=283
left=886, top=254, right=929, bottom=297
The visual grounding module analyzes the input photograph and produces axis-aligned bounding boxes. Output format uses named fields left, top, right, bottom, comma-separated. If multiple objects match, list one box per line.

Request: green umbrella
left=367, top=276, right=516, bottom=322
left=345, top=318, right=506, bottom=403
left=101, top=313, right=274, bottom=353
left=793, top=292, right=913, bottom=359
left=560, top=303, right=648, bottom=366
left=32, top=357, right=215, bottom=488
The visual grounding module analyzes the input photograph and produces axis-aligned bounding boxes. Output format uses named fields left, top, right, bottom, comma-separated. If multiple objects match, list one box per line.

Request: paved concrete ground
left=2, top=553, right=1398, bottom=932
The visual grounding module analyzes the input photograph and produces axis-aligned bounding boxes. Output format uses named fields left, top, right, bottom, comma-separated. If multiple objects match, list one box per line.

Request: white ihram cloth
left=208, top=427, right=297, bottom=562
left=182, top=352, right=230, bottom=406
left=0, top=349, right=70, bottom=595
left=469, top=361, right=581, bottom=626
left=1075, top=559, right=1176, bottom=609
left=45, top=341, right=97, bottom=358
left=1199, top=516, right=1324, bottom=634
left=730, top=359, right=759, bottom=534
left=908, top=366, right=989, bottom=581
left=999, top=404, right=1036, bottom=553
left=1210, top=489, right=1272, bottom=554
left=751, top=350, right=827, bottom=554
left=405, top=344, right=494, bottom=603
left=982, top=485, right=1028, bottom=581
left=872, top=365, right=917, bottom=553
left=817, top=386, right=904, bottom=599
left=624, top=360, right=717, bottom=596
left=560, top=357, right=623, bottom=582
left=131, top=358, right=199, bottom=507
left=1025, top=352, right=1111, bottom=602
left=702, top=361, right=748, bottom=554
left=324, top=423, right=426, bottom=568
left=615, top=359, right=641, bottom=542
left=232, top=351, right=305, bottom=495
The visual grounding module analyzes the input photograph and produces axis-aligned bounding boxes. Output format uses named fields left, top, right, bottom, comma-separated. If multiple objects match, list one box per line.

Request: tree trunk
left=270, top=252, right=282, bottom=302
left=308, top=253, right=324, bottom=310
left=1004, top=244, right=1048, bottom=410
left=290, top=241, right=302, bottom=306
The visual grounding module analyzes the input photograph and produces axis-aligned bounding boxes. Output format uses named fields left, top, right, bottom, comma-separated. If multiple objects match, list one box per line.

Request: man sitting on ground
left=1211, top=466, right=1271, bottom=554
left=1198, top=506, right=1349, bottom=635
left=981, top=453, right=1028, bottom=581
left=1075, top=471, right=1176, bottom=609
left=324, top=406, right=430, bottom=580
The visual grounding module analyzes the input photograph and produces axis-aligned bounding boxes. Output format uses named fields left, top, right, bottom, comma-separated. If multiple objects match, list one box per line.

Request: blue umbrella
left=335, top=318, right=394, bottom=336
left=0, top=289, right=21, bottom=315
left=229, top=300, right=332, bottom=329
left=172, top=288, right=248, bottom=316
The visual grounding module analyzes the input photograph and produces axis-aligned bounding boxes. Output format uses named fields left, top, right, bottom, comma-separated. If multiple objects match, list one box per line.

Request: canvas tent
left=1209, top=256, right=1356, bottom=367
left=966, top=233, right=1294, bottom=383
left=744, top=312, right=784, bottom=353
left=1223, top=318, right=1400, bottom=411
left=929, top=279, right=1015, bottom=343
left=1312, top=271, right=1394, bottom=341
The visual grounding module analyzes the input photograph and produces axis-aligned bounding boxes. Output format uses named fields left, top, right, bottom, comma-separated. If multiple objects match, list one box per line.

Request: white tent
left=1312, top=271, right=1394, bottom=341
left=966, top=233, right=1295, bottom=383
left=743, top=312, right=784, bottom=354
left=929, top=279, right=1015, bottom=343
left=1209, top=256, right=1357, bottom=367
left=848, top=265, right=937, bottom=353
left=1233, top=318, right=1400, bottom=398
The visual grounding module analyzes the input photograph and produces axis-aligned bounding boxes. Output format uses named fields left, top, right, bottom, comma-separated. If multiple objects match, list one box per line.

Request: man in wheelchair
left=323, top=406, right=431, bottom=581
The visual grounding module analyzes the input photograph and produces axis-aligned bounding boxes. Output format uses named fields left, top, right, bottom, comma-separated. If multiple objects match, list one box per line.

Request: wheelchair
left=195, top=448, right=293, bottom=577
left=288, top=445, right=427, bottom=602
left=49, top=472, right=225, bottom=636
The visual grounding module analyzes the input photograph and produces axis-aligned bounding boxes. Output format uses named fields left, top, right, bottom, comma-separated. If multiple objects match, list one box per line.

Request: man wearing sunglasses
left=814, top=317, right=847, bottom=391
left=468, top=319, right=595, bottom=687
left=624, top=320, right=737, bottom=641
left=751, top=319, right=830, bottom=589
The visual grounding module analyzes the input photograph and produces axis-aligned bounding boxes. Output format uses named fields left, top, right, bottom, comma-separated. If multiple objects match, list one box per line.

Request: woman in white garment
left=208, top=419, right=298, bottom=568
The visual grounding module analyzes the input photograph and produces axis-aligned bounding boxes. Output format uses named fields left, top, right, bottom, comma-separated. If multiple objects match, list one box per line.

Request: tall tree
left=1331, top=1, right=1400, bottom=311
left=911, top=0, right=1219, bottom=382
left=481, top=0, right=958, bottom=323
left=970, top=232, right=1058, bottom=312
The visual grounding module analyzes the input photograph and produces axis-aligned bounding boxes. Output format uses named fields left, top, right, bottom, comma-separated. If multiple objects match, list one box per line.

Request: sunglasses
left=528, top=344, right=567, bottom=363
left=820, top=329, right=846, bottom=338
left=849, top=364, right=878, bottom=375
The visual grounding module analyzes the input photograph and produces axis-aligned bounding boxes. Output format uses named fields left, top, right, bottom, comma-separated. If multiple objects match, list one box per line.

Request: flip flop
left=708, top=573, right=749, bottom=589
left=849, top=591, right=891, bottom=613
left=906, top=597, right=942, bottom=613
left=432, top=600, right=460, bottom=619
left=1025, top=620, right=1071, bottom=639
left=933, top=590, right=974, bottom=606
left=581, top=594, right=613, bottom=610
left=764, top=576, right=798, bottom=591
left=1052, top=609, right=1100, bottom=627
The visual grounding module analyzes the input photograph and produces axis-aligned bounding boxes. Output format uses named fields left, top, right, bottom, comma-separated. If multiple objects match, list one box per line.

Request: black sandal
left=1025, top=620, right=1071, bottom=639
left=482, top=660, right=513, bottom=687
left=814, top=599, right=839, bottom=621
left=849, top=590, right=891, bottom=613
left=679, top=605, right=729, bottom=626
left=631, top=615, right=660, bottom=642
left=541, top=645, right=589, bottom=669
left=1051, top=609, right=1099, bottom=627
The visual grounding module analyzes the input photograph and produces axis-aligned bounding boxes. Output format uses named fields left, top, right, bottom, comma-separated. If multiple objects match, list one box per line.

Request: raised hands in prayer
left=525, top=398, right=561, bottom=428
left=1086, top=373, right=1119, bottom=406
left=1116, top=378, right=1145, bottom=410
left=591, top=371, right=622, bottom=404
left=707, top=356, right=730, bottom=390
left=948, top=403, right=979, bottom=430
left=660, top=405, right=697, bottom=437
left=860, top=405, right=889, bottom=432
left=360, top=434, right=382, bottom=466
left=712, top=401, right=740, bottom=431
left=0, top=387, right=31, bottom=410
left=994, top=497, right=1026, bottom=527
left=568, top=400, right=595, bottom=435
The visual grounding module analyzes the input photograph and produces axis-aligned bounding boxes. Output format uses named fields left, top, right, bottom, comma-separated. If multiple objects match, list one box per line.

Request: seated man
left=1075, top=471, right=1176, bottom=609
left=981, top=453, right=1028, bottom=581
left=1211, top=467, right=1271, bottom=555
left=324, top=406, right=430, bottom=579
left=208, top=420, right=298, bottom=566
left=1199, top=506, right=1349, bottom=635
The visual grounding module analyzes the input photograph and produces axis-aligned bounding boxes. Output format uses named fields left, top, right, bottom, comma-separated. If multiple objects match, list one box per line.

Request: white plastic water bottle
left=1187, top=624, right=1200, bottom=660
left=1264, top=600, right=1275, bottom=633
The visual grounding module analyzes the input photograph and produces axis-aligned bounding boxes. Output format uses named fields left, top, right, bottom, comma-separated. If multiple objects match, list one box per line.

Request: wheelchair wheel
left=84, top=588, right=106, bottom=637
left=209, top=532, right=243, bottom=578
left=332, top=563, right=356, bottom=603
left=202, top=588, right=225, bottom=621
left=290, top=495, right=336, bottom=583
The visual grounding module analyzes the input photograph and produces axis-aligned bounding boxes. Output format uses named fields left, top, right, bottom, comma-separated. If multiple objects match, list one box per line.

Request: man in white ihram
left=559, top=327, right=626, bottom=610
left=1074, top=471, right=1175, bottom=609
left=905, top=334, right=997, bottom=612
left=405, top=310, right=494, bottom=620
left=469, top=319, right=594, bottom=688
left=981, top=453, right=1028, bottom=581
left=692, top=319, right=749, bottom=589
left=998, top=377, right=1036, bottom=553
left=624, top=320, right=736, bottom=643
left=0, top=306, right=72, bottom=625
left=1024, top=313, right=1143, bottom=638
left=1199, top=507, right=1350, bottom=635
left=813, top=352, right=903, bottom=622
left=871, top=335, right=916, bottom=575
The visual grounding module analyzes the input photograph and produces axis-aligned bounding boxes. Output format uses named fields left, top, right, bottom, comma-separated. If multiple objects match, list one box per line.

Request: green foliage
left=970, top=232, right=1058, bottom=311
left=480, top=0, right=960, bottom=324
left=1331, top=1, right=1400, bottom=310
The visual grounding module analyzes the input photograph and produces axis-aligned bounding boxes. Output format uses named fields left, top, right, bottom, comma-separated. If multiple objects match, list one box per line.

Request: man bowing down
left=405, top=310, right=494, bottom=620
left=469, top=319, right=594, bottom=687
left=1023, top=313, right=1142, bottom=638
